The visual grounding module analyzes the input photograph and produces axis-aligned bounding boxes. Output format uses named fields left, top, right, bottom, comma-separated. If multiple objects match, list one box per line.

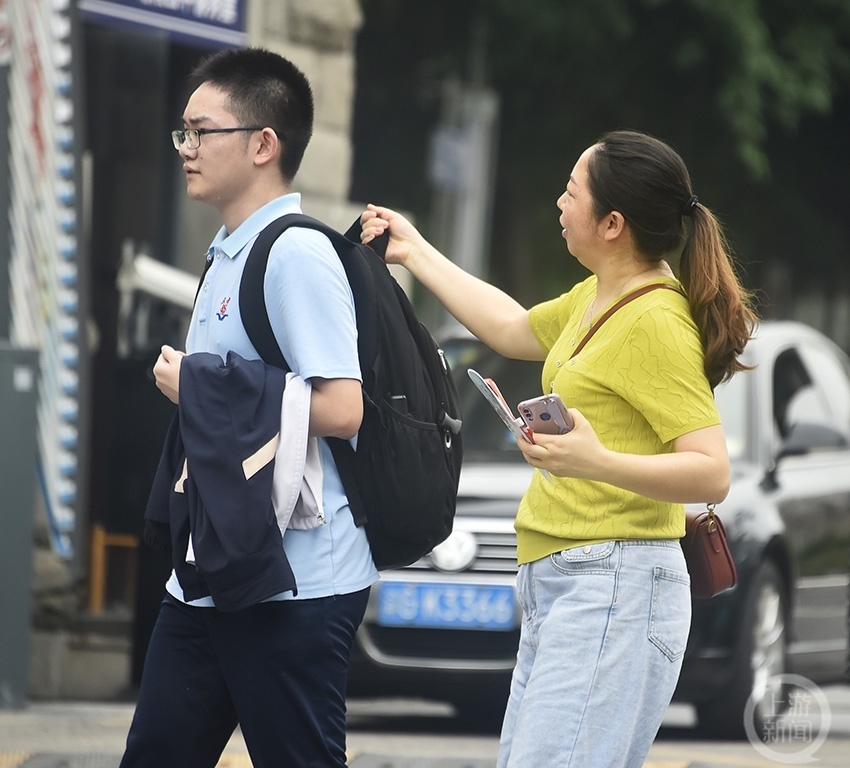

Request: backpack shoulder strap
left=239, top=215, right=301, bottom=371
left=240, top=213, right=375, bottom=373
left=238, top=213, right=377, bottom=527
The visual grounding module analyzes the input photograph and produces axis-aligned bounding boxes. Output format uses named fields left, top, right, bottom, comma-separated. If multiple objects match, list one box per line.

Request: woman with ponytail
left=361, top=129, right=756, bottom=768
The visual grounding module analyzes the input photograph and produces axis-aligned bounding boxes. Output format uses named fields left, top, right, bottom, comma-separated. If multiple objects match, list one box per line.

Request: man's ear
left=601, top=210, right=626, bottom=242
left=254, top=127, right=281, bottom=168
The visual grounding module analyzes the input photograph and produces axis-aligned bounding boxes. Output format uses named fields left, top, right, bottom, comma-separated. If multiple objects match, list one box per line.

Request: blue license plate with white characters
left=376, top=582, right=517, bottom=631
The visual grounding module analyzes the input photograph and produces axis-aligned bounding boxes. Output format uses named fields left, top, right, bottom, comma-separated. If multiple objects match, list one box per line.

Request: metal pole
left=0, top=0, right=11, bottom=339
left=0, top=342, right=39, bottom=709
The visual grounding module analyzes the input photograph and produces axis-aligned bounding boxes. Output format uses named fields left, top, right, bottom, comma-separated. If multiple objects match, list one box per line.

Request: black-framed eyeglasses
left=171, top=127, right=264, bottom=150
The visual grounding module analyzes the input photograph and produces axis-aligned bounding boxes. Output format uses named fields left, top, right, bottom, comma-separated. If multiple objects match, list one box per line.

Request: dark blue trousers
left=120, top=589, right=370, bottom=768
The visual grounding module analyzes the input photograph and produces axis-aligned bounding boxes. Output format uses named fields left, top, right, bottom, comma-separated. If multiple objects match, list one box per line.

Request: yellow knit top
left=516, top=275, right=721, bottom=565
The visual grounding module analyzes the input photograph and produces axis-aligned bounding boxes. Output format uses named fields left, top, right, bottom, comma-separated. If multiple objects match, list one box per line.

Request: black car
left=348, top=321, right=850, bottom=737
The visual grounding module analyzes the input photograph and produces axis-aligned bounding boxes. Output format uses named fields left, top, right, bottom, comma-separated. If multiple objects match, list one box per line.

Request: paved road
left=1, top=685, right=848, bottom=766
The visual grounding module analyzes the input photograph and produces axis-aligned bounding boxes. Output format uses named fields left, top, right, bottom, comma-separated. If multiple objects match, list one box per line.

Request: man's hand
left=153, top=345, right=186, bottom=404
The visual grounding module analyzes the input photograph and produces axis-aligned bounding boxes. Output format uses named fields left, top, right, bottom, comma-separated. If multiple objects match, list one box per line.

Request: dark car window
left=797, top=344, right=850, bottom=443
left=772, top=349, right=820, bottom=438
left=769, top=343, right=850, bottom=455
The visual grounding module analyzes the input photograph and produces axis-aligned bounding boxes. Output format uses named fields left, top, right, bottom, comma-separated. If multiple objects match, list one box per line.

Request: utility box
left=0, top=342, right=39, bottom=709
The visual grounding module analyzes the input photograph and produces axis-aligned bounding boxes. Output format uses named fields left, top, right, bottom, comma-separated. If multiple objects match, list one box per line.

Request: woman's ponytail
left=679, top=203, right=757, bottom=390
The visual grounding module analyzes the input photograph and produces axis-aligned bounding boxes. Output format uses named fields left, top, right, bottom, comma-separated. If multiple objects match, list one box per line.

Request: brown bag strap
left=570, top=283, right=683, bottom=359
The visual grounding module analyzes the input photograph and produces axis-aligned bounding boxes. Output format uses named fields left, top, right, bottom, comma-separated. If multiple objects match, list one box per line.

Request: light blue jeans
left=497, top=540, right=691, bottom=768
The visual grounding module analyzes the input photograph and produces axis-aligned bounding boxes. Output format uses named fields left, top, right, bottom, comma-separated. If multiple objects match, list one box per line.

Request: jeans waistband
left=616, top=539, right=681, bottom=549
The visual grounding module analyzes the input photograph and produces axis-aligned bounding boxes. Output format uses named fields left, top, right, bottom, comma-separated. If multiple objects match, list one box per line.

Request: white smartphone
left=517, top=394, right=574, bottom=435
left=467, top=369, right=534, bottom=443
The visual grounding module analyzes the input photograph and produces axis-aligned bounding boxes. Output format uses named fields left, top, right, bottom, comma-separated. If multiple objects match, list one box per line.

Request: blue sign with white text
left=79, top=0, right=247, bottom=48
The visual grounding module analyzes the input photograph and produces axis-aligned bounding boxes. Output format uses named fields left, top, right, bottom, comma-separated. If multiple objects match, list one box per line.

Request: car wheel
left=696, top=560, right=788, bottom=740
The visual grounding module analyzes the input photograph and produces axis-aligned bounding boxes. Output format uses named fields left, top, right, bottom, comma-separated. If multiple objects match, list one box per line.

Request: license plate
left=377, top=582, right=516, bottom=631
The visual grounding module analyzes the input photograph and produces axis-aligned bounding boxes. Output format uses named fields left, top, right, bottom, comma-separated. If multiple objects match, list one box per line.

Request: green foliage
left=482, top=0, right=850, bottom=178
left=352, top=0, right=850, bottom=308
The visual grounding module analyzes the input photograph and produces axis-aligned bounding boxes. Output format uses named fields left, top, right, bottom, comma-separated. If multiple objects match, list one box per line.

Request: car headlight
left=429, top=530, right=478, bottom=572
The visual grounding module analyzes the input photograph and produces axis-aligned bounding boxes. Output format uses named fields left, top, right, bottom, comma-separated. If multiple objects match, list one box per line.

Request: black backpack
left=239, top=213, right=463, bottom=570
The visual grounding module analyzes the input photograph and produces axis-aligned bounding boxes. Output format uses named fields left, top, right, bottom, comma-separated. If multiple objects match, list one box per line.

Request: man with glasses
left=120, top=48, right=378, bottom=768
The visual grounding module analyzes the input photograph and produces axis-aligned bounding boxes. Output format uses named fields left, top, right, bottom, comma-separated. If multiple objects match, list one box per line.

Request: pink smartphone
left=518, top=394, right=574, bottom=435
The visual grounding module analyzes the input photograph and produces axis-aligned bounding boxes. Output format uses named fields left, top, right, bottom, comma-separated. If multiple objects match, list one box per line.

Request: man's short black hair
left=189, top=47, right=314, bottom=182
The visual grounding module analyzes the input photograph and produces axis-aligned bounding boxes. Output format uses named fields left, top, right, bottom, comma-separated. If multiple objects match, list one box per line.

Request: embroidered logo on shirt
left=216, top=296, right=231, bottom=321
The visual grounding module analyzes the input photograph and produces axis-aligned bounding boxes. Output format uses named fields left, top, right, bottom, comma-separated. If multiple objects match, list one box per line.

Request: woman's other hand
left=517, top=409, right=604, bottom=480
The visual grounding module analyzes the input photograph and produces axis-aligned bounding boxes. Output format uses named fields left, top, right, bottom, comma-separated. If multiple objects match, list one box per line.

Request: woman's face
left=557, top=145, right=604, bottom=265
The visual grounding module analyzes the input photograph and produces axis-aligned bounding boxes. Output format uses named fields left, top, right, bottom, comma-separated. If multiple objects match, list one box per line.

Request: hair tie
left=684, top=194, right=699, bottom=216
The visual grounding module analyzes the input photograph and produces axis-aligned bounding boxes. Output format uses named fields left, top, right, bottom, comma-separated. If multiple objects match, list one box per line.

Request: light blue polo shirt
left=166, top=193, right=378, bottom=604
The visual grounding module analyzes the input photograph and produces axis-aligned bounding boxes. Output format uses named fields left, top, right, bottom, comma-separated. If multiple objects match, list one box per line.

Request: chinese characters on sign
left=78, top=0, right=248, bottom=47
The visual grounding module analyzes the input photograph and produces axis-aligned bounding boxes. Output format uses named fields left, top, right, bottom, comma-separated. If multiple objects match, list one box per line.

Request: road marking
left=0, top=755, right=31, bottom=768
left=0, top=751, right=331, bottom=768
left=646, top=755, right=803, bottom=767
left=215, top=753, right=355, bottom=768
left=214, top=756, right=254, bottom=768
left=643, top=762, right=689, bottom=768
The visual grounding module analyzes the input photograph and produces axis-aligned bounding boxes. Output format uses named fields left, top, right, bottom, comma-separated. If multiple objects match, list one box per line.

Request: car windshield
left=443, top=335, right=750, bottom=463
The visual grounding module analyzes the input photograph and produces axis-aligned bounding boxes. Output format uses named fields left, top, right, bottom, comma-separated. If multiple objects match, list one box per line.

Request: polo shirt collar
left=210, top=193, right=303, bottom=260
